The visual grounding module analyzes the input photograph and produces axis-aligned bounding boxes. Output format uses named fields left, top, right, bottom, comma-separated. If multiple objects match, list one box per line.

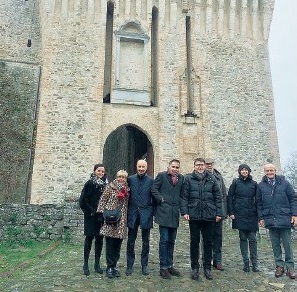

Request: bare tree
left=282, top=151, right=297, bottom=190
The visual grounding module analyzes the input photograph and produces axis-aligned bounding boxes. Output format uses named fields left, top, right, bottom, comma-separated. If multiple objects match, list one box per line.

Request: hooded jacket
left=227, top=175, right=258, bottom=231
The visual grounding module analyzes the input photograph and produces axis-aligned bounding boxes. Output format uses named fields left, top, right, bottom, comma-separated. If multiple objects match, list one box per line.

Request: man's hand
left=229, top=215, right=235, bottom=220
left=291, top=216, right=297, bottom=226
left=215, top=216, right=221, bottom=222
left=183, top=214, right=190, bottom=221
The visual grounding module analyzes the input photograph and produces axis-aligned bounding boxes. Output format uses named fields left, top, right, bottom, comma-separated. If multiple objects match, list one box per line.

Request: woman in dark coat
left=227, top=164, right=260, bottom=272
left=79, top=163, right=108, bottom=276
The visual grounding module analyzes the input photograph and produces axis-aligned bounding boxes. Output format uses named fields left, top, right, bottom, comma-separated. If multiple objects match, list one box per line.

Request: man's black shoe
left=204, top=269, right=213, bottom=280
left=126, top=267, right=133, bottom=276
left=191, top=268, right=199, bottom=281
left=106, top=267, right=114, bottom=278
left=113, top=268, right=121, bottom=277
left=142, top=266, right=149, bottom=275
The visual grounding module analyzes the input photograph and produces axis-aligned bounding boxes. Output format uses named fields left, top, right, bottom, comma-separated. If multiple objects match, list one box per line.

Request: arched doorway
left=103, top=125, right=154, bottom=180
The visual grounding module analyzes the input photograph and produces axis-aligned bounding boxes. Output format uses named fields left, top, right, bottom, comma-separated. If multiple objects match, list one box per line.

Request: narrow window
left=103, top=1, right=114, bottom=103
left=151, top=6, right=159, bottom=106
left=186, top=16, right=193, bottom=114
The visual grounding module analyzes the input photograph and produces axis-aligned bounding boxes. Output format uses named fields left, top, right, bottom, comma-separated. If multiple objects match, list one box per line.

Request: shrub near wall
left=0, top=200, right=84, bottom=242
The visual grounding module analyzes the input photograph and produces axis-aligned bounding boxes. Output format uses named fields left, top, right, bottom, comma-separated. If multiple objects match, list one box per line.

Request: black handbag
left=103, top=208, right=122, bottom=224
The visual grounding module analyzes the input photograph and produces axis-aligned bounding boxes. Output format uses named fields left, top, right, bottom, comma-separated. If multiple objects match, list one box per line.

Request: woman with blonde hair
left=97, top=170, right=130, bottom=278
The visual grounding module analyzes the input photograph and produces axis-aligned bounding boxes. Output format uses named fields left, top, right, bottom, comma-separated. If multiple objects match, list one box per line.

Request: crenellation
left=170, top=1, right=179, bottom=29
left=228, top=0, right=236, bottom=39
left=224, top=0, right=231, bottom=38
left=199, top=0, right=207, bottom=34
left=211, top=0, right=219, bottom=34
left=130, top=0, right=136, bottom=18
left=246, top=0, right=253, bottom=39
left=164, top=0, right=170, bottom=27
left=241, top=0, right=248, bottom=39
left=233, top=0, right=241, bottom=37
left=68, top=0, right=75, bottom=13
left=54, top=0, right=62, bottom=17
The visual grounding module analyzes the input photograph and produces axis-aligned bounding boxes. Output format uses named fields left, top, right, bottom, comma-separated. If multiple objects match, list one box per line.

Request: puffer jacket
left=180, top=171, right=222, bottom=221
left=256, top=175, right=297, bottom=229
left=227, top=176, right=258, bottom=231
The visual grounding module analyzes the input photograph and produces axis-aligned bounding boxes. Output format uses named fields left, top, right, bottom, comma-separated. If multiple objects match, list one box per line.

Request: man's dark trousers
left=126, top=215, right=150, bottom=268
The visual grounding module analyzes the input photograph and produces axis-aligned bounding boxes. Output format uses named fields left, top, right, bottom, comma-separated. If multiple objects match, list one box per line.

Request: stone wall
left=0, top=0, right=280, bottom=205
left=0, top=61, right=40, bottom=203
left=0, top=201, right=84, bottom=242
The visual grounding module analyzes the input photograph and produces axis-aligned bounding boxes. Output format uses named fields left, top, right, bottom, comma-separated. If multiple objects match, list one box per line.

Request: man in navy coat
left=126, top=159, right=154, bottom=276
left=257, top=163, right=297, bottom=279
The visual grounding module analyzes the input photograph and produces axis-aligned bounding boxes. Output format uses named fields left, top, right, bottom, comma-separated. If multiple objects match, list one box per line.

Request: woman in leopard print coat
left=97, top=170, right=130, bottom=278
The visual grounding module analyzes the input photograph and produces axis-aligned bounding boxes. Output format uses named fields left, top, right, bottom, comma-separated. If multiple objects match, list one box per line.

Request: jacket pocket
left=203, top=203, right=216, bottom=220
left=280, top=207, right=291, bottom=215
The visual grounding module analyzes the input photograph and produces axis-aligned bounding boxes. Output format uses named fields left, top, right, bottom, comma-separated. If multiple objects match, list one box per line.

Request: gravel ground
left=0, top=220, right=296, bottom=291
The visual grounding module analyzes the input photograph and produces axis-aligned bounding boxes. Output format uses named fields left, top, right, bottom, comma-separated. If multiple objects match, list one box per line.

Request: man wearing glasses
left=180, top=158, right=222, bottom=281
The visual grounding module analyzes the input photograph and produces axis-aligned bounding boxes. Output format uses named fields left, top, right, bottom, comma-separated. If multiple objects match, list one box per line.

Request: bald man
left=257, top=163, right=297, bottom=279
left=126, top=160, right=154, bottom=276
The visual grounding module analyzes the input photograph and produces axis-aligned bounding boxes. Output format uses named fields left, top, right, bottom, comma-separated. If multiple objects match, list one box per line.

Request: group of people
left=79, top=158, right=297, bottom=282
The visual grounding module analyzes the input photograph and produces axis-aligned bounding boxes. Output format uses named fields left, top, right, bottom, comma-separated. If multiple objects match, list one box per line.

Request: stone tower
left=0, top=0, right=279, bottom=204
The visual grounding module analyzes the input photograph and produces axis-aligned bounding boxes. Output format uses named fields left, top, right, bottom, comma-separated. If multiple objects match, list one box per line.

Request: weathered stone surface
left=0, top=1, right=280, bottom=205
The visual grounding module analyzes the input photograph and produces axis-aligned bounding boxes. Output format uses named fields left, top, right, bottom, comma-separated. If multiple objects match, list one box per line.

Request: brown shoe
left=160, top=269, right=171, bottom=279
left=213, top=263, right=224, bottom=271
left=286, top=269, right=296, bottom=279
left=168, top=267, right=181, bottom=276
left=275, top=266, right=284, bottom=278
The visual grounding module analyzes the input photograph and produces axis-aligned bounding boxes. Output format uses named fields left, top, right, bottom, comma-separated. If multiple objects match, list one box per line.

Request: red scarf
left=117, top=186, right=129, bottom=200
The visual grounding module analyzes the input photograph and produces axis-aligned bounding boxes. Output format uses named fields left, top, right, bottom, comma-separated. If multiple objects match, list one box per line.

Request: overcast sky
left=269, top=0, right=297, bottom=166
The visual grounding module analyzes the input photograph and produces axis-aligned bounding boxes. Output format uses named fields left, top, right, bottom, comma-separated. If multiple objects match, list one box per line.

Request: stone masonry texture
left=0, top=0, right=280, bottom=204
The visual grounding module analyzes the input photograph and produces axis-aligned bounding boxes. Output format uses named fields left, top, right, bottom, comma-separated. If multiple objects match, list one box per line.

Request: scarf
left=90, top=173, right=107, bottom=192
left=168, top=172, right=178, bottom=185
left=113, top=179, right=129, bottom=200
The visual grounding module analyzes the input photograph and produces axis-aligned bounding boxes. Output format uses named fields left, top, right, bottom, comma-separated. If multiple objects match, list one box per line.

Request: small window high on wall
left=112, top=21, right=150, bottom=106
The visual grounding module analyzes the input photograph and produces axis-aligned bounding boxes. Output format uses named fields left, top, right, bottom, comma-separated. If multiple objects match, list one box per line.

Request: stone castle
left=0, top=0, right=279, bottom=204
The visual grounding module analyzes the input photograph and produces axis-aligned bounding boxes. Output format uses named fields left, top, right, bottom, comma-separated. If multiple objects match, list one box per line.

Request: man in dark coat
left=180, top=158, right=222, bottom=281
left=126, top=159, right=154, bottom=276
left=257, top=163, right=297, bottom=279
left=205, top=158, right=227, bottom=271
left=227, top=164, right=260, bottom=272
left=152, top=159, right=184, bottom=279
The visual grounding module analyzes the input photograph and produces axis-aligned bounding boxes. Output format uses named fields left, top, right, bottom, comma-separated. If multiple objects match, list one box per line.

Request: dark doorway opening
left=103, top=125, right=154, bottom=180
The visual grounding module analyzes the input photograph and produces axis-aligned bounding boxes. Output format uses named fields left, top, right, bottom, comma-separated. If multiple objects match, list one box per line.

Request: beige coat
left=97, top=180, right=129, bottom=239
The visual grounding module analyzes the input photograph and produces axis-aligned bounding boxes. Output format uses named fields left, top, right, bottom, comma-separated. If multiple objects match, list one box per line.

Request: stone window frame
left=112, top=21, right=151, bottom=106
left=114, top=21, right=150, bottom=88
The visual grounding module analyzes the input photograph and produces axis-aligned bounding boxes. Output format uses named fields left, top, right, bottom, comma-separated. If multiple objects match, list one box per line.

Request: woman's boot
left=83, top=236, right=92, bottom=276
left=94, top=235, right=103, bottom=274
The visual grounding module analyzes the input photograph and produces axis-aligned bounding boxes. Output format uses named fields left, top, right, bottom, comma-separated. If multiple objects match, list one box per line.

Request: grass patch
left=0, top=240, right=55, bottom=274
